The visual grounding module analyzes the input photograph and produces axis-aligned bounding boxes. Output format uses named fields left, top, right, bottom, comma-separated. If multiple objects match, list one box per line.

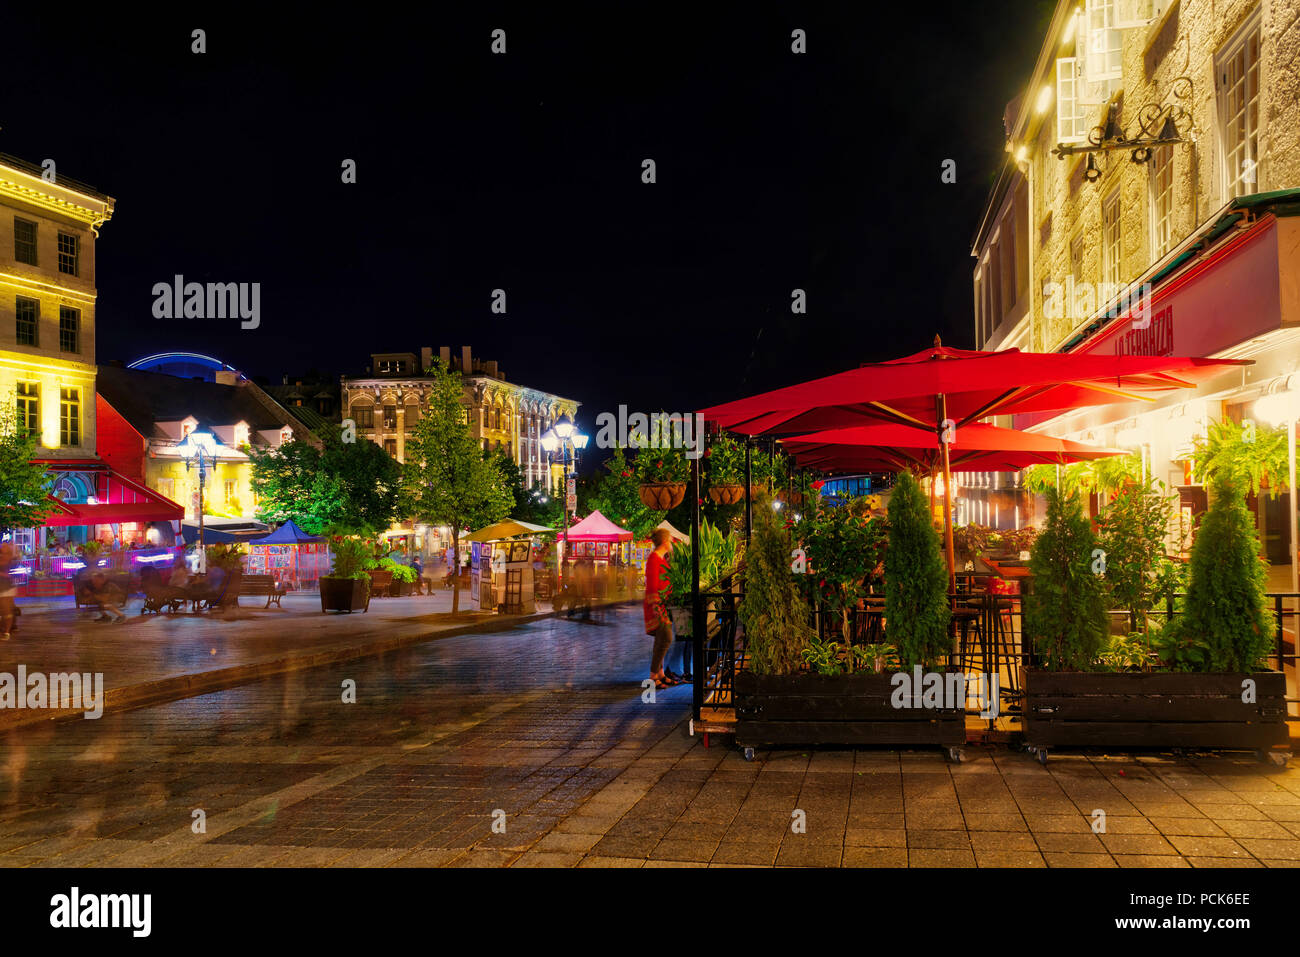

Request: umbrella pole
left=936, top=396, right=956, bottom=593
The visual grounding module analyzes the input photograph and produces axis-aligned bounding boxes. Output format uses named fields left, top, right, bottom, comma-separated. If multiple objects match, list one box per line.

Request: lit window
left=1055, top=58, right=1088, bottom=143
left=16, top=382, right=39, bottom=436
left=14, top=219, right=37, bottom=265
left=1217, top=16, right=1261, bottom=200
left=16, top=297, right=38, bottom=346
left=57, top=232, right=79, bottom=276
left=60, top=387, right=80, bottom=447
left=1102, top=189, right=1121, bottom=287
left=59, top=306, right=79, bottom=353
left=1150, top=146, right=1174, bottom=258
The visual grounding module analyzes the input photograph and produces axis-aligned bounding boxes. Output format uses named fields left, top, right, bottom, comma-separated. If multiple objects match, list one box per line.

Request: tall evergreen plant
left=884, top=472, right=951, bottom=669
left=1169, top=479, right=1273, bottom=672
left=739, top=497, right=813, bottom=676
left=1023, top=487, right=1109, bottom=671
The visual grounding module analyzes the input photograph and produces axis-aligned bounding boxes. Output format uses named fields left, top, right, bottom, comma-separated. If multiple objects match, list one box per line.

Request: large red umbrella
left=781, top=422, right=1122, bottom=472
left=700, top=338, right=1247, bottom=587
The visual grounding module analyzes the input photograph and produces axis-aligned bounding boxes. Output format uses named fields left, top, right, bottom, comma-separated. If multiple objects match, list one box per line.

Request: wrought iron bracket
left=1051, top=76, right=1194, bottom=171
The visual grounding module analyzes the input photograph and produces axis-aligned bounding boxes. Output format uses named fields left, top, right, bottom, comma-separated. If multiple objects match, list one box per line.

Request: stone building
left=341, top=346, right=580, bottom=490
left=970, top=0, right=1300, bottom=555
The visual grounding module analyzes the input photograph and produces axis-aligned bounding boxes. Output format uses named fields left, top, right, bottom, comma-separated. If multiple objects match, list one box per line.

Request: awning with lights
left=33, top=463, right=184, bottom=527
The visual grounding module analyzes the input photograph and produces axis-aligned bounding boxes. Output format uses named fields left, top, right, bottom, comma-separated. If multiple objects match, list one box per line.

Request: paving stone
left=974, top=849, right=1046, bottom=868
left=711, top=842, right=779, bottom=866
left=843, top=847, right=908, bottom=867
left=908, top=848, right=975, bottom=867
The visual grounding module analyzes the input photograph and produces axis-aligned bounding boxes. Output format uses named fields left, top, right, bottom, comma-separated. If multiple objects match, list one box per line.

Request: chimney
left=439, top=346, right=450, bottom=368
left=461, top=346, right=472, bottom=374
left=420, top=347, right=432, bottom=371
left=282, top=374, right=289, bottom=385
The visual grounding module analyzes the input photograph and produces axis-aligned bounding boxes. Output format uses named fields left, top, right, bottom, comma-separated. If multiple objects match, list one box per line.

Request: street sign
left=566, top=493, right=577, bottom=512
left=566, top=477, right=576, bottom=496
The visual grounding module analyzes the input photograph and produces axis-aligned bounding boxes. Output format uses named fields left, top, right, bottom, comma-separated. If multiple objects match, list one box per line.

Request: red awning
left=39, top=467, right=184, bottom=527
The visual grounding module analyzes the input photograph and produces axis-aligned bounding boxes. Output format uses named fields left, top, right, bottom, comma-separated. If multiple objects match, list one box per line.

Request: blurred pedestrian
left=0, top=543, right=17, bottom=641
left=87, top=571, right=127, bottom=623
left=411, top=555, right=425, bottom=595
left=643, top=529, right=677, bottom=689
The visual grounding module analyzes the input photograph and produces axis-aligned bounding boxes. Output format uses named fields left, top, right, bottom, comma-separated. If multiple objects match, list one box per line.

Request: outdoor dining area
left=683, top=337, right=1298, bottom=764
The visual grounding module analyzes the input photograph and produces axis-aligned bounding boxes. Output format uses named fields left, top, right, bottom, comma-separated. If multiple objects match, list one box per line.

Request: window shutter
left=1056, top=58, right=1085, bottom=142
left=1084, top=0, right=1122, bottom=87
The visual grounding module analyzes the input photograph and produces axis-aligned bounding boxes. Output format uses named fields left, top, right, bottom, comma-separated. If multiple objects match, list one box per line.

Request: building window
left=1083, top=0, right=1121, bottom=85
left=57, top=232, right=79, bottom=276
left=384, top=438, right=397, bottom=457
left=1102, top=188, right=1121, bottom=287
left=157, top=478, right=175, bottom=500
left=382, top=405, right=397, bottom=429
left=404, top=401, right=420, bottom=426
left=14, top=219, right=37, bottom=265
left=59, top=306, right=79, bottom=353
left=16, top=382, right=39, bottom=436
left=1150, top=146, right=1174, bottom=259
left=1055, top=57, right=1088, bottom=143
left=1217, top=16, right=1261, bottom=200
left=59, top=387, right=80, bottom=446
left=16, top=297, right=38, bottom=346
left=224, top=479, right=237, bottom=503
left=352, top=405, right=374, bottom=428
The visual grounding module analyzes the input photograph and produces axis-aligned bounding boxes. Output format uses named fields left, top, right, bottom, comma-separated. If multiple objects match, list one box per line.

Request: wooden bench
left=239, top=574, right=286, bottom=608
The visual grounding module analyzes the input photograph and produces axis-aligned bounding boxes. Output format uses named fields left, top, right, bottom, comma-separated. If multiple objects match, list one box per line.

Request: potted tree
left=1022, top=481, right=1289, bottom=764
left=320, top=536, right=372, bottom=613
left=734, top=477, right=965, bottom=761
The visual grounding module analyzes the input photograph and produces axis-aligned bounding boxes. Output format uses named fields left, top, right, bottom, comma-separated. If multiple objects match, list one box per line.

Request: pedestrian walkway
left=0, top=588, right=630, bottom=730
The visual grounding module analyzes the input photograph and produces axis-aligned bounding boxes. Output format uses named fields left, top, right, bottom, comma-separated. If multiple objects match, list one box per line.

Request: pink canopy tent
left=563, top=509, right=634, bottom=562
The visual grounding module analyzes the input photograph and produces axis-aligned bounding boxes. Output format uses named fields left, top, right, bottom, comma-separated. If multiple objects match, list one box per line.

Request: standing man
left=0, top=543, right=17, bottom=640
left=643, top=528, right=678, bottom=689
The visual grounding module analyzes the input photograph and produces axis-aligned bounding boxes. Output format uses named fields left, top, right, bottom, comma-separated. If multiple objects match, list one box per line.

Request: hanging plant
left=1193, top=418, right=1290, bottom=498
left=633, top=415, right=690, bottom=508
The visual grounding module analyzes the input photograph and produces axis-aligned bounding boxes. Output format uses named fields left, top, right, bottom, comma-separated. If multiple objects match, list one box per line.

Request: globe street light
left=178, top=430, right=219, bottom=573
left=541, top=419, right=588, bottom=588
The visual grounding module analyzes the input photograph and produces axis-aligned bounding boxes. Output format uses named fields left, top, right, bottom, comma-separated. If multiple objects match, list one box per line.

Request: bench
left=239, top=574, right=286, bottom=608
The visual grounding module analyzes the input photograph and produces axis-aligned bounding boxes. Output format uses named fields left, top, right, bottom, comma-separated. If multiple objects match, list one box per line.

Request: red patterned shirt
left=643, top=551, right=670, bottom=634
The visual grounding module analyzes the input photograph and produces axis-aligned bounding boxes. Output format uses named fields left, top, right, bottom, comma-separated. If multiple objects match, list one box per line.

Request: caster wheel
left=742, top=747, right=756, bottom=762
left=947, top=747, right=966, bottom=764
left=1258, top=750, right=1291, bottom=768
left=1035, top=747, right=1049, bottom=766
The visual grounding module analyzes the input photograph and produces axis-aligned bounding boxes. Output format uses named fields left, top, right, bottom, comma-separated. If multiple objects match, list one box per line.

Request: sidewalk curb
left=0, top=600, right=638, bottom=732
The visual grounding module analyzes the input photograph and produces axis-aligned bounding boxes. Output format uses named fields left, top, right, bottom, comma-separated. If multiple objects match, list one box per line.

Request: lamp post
left=1256, top=380, right=1300, bottom=600
left=178, top=430, right=219, bottom=574
left=540, top=415, right=588, bottom=587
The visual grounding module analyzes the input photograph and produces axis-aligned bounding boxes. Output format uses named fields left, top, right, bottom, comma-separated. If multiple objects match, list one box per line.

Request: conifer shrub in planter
left=734, top=477, right=963, bottom=759
left=320, top=536, right=372, bottom=613
left=1023, top=481, right=1289, bottom=764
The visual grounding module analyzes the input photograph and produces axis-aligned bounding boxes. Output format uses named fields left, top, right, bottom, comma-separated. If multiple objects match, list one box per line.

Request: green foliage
left=1023, top=487, right=1109, bottom=671
left=79, top=540, right=105, bottom=559
left=327, top=536, right=373, bottom=580
left=203, top=544, right=245, bottom=571
left=953, top=523, right=992, bottom=560
left=739, top=496, right=814, bottom=676
left=587, top=446, right=662, bottom=539
left=1168, top=480, right=1273, bottom=672
left=403, top=358, right=514, bottom=611
left=1099, top=632, right=1158, bottom=671
left=632, top=415, right=691, bottom=485
left=663, top=519, right=741, bottom=610
left=1095, top=480, right=1179, bottom=630
left=856, top=642, right=901, bottom=673
left=802, top=496, right=888, bottom=644
left=0, top=407, right=51, bottom=532
left=249, top=433, right=403, bottom=535
left=802, top=638, right=848, bottom=676
left=1023, top=454, right=1142, bottom=497
left=705, top=433, right=746, bottom=485
left=801, top=638, right=901, bottom=677
left=883, top=472, right=951, bottom=669
left=1193, top=418, right=1290, bottom=498
left=1152, top=620, right=1212, bottom=672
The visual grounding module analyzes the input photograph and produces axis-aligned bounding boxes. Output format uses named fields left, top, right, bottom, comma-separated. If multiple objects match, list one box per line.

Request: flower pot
left=320, top=576, right=370, bottom=613
left=389, top=579, right=412, bottom=597
left=639, top=482, right=687, bottom=510
left=707, top=484, right=745, bottom=506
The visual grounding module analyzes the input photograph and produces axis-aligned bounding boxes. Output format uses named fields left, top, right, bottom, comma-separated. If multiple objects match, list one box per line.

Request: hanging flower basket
left=639, top=482, right=687, bottom=510
left=776, top=488, right=804, bottom=507
left=707, top=484, right=745, bottom=506
left=748, top=482, right=767, bottom=499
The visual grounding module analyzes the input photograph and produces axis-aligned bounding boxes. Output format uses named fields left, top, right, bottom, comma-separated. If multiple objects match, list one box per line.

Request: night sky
left=5, top=2, right=1053, bottom=455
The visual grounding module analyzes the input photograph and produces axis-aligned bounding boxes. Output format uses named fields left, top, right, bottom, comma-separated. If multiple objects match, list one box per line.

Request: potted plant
left=704, top=433, right=746, bottom=505
left=662, top=519, right=740, bottom=635
left=387, top=561, right=418, bottom=596
left=320, top=536, right=372, bottom=613
left=635, top=416, right=690, bottom=510
left=1022, top=481, right=1289, bottom=764
left=734, top=478, right=965, bottom=761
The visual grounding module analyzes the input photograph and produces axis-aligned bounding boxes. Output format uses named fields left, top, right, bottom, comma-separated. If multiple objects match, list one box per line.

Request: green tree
left=1023, top=487, right=1109, bottom=671
left=1167, top=479, right=1273, bottom=672
left=0, top=408, right=51, bottom=532
left=1095, top=480, right=1178, bottom=632
left=587, top=446, right=662, bottom=539
left=249, top=434, right=402, bottom=535
left=884, top=472, right=951, bottom=669
left=739, top=496, right=813, bottom=675
left=403, top=358, right=513, bottom=612
left=802, top=496, right=888, bottom=652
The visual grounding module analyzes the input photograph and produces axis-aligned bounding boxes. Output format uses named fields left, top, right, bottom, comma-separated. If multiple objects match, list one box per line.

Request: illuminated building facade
left=969, top=0, right=1300, bottom=550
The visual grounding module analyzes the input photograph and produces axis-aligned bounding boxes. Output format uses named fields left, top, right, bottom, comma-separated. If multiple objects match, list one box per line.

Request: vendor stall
left=246, top=520, right=330, bottom=591
left=464, top=519, right=551, bottom=614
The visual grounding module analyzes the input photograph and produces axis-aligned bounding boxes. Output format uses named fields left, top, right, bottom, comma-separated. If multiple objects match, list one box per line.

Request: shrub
left=1166, top=479, right=1273, bottom=672
left=739, top=496, right=813, bottom=675
left=883, top=472, right=951, bottom=669
left=329, top=537, right=373, bottom=580
left=1023, top=487, right=1108, bottom=671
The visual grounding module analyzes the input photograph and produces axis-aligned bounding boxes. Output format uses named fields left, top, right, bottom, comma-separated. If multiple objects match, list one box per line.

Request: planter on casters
left=734, top=670, right=967, bottom=763
left=1021, top=668, right=1291, bottom=766
left=320, top=576, right=371, bottom=613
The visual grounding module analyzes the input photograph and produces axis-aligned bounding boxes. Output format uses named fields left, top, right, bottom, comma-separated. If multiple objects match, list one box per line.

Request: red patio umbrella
left=699, top=337, right=1248, bottom=587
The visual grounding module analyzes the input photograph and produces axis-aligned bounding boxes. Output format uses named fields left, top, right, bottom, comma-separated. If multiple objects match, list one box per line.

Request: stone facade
left=0, top=153, right=114, bottom=459
left=974, top=0, right=1300, bottom=353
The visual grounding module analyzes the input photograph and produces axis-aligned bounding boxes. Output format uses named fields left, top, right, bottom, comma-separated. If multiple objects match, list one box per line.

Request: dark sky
left=5, top=2, right=1053, bottom=445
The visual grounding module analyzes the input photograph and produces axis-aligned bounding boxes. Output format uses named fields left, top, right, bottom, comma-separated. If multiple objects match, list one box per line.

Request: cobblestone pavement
left=3, top=605, right=1300, bottom=867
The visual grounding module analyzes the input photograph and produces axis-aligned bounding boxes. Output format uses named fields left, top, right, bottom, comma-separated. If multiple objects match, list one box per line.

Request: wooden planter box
left=1022, top=668, right=1291, bottom=763
left=320, top=576, right=370, bottom=613
left=389, top=579, right=413, bottom=597
left=734, top=671, right=966, bottom=760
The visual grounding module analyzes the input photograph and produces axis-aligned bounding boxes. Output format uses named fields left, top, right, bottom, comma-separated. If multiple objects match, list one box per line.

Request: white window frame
left=1149, top=145, right=1174, bottom=260
left=1084, top=0, right=1122, bottom=85
left=1055, top=58, right=1088, bottom=143
left=1215, top=12, right=1262, bottom=202
left=1102, top=188, right=1122, bottom=287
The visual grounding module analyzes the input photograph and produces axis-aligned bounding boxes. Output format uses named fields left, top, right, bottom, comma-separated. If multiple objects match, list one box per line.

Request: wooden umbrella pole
left=936, top=394, right=957, bottom=593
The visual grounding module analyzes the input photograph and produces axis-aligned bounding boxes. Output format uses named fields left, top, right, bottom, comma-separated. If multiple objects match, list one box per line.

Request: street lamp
left=1256, top=379, right=1300, bottom=598
left=178, top=430, right=219, bottom=573
left=541, top=418, right=588, bottom=588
